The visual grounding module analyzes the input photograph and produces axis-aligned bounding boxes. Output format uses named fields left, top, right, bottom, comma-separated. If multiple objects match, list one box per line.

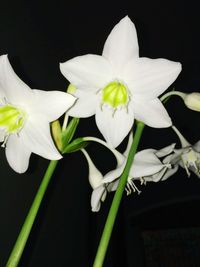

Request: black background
left=1, top=1, right=200, bottom=266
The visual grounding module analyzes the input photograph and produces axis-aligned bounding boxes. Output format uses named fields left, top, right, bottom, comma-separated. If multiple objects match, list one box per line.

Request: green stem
left=160, top=90, right=186, bottom=102
left=93, top=121, right=145, bottom=267
left=6, top=160, right=58, bottom=267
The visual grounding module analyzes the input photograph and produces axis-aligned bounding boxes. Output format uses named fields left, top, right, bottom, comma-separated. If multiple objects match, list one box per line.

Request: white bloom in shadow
left=103, top=134, right=176, bottom=194
left=170, top=126, right=200, bottom=177
left=0, top=55, right=76, bottom=173
left=60, top=16, right=181, bottom=148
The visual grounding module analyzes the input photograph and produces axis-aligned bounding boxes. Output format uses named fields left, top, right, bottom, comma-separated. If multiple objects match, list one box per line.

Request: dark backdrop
left=1, top=1, right=200, bottom=267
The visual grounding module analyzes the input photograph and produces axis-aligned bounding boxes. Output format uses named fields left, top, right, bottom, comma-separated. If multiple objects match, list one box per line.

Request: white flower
left=103, top=134, right=176, bottom=194
left=0, top=55, right=76, bottom=173
left=60, top=16, right=181, bottom=148
left=170, top=126, right=200, bottom=177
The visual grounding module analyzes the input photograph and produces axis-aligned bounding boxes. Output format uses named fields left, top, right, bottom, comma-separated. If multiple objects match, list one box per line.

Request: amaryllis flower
left=60, top=16, right=181, bottom=148
left=0, top=55, right=76, bottom=173
left=103, top=137, right=176, bottom=194
left=170, top=126, right=200, bottom=177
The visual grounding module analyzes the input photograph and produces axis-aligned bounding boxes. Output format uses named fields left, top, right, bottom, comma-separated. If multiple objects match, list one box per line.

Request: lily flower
left=0, top=55, right=76, bottom=173
left=103, top=133, right=176, bottom=194
left=60, top=16, right=181, bottom=148
left=170, top=126, right=200, bottom=177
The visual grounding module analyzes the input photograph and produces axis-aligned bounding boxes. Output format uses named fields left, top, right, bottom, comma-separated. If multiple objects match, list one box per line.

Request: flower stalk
left=93, top=121, right=145, bottom=267
left=160, top=90, right=186, bottom=101
left=6, top=160, right=58, bottom=267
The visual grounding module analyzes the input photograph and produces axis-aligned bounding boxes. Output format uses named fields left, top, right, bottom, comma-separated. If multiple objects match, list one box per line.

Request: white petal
left=29, top=89, right=76, bottom=122
left=0, top=55, right=32, bottom=104
left=161, top=165, right=179, bottom=181
left=133, top=98, right=172, bottom=128
left=81, top=148, right=103, bottom=189
left=5, top=134, right=31, bottom=173
left=95, top=105, right=134, bottom=148
left=155, top=143, right=176, bottom=158
left=68, top=89, right=98, bottom=118
left=107, top=180, right=119, bottom=192
left=193, top=140, right=200, bottom=152
left=130, top=149, right=165, bottom=177
left=144, top=168, right=166, bottom=183
left=91, top=186, right=106, bottom=212
left=60, top=55, right=111, bottom=90
left=0, top=129, right=5, bottom=142
left=21, top=116, right=61, bottom=160
left=166, top=152, right=182, bottom=165
left=123, top=57, right=181, bottom=99
left=103, top=16, right=139, bottom=74
left=103, top=162, right=126, bottom=183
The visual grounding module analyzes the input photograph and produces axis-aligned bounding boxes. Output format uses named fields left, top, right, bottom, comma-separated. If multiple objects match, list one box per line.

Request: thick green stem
left=6, top=160, right=58, bottom=267
left=93, top=121, right=145, bottom=267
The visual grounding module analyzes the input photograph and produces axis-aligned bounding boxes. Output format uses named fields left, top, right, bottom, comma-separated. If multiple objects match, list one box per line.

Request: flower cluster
left=3, top=14, right=200, bottom=267
left=83, top=126, right=200, bottom=211
left=1, top=15, right=200, bottom=212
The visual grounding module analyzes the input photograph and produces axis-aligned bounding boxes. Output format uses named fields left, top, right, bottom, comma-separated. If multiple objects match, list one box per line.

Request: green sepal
left=61, top=117, right=80, bottom=150
left=51, top=120, right=63, bottom=151
left=62, top=137, right=89, bottom=154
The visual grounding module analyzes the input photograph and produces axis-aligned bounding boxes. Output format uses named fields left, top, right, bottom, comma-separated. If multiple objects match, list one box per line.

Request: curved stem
left=93, top=121, right=145, bottom=267
left=171, top=125, right=190, bottom=147
left=6, top=160, right=58, bottom=267
left=160, top=90, right=186, bottom=102
left=83, top=136, right=124, bottom=166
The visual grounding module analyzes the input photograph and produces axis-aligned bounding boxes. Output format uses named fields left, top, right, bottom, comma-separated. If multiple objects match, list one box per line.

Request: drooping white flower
left=103, top=133, right=176, bottom=194
left=80, top=137, right=124, bottom=212
left=0, top=55, right=76, bottom=173
left=60, top=16, right=181, bottom=148
left=170, top=126, right=200, bottom=177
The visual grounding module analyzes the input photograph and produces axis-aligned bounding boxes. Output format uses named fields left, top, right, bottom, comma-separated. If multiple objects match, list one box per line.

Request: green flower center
left=102, top=81, right=129, bottom=108
left=0, top=104, right=26, bottom=135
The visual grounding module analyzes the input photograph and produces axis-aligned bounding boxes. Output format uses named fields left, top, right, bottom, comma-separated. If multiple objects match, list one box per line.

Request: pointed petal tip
left=96, top=107, right=134, bottom=149
left=174, top=61, right=182, bottom=76
left=119, top=15, right=132, bottom=24
left=59, top=61, right=65, bottom=69
left=0, top=54, right=8, bottom=61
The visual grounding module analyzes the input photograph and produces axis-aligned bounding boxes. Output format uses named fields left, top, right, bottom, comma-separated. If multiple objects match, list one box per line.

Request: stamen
left=126, top=179, right=141, bottom=195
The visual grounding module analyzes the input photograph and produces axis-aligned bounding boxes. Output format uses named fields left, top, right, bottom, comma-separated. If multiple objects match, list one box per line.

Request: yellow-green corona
left=102, top=81, right=129, bottom=108
left=0, top=105, right=26, bottom=134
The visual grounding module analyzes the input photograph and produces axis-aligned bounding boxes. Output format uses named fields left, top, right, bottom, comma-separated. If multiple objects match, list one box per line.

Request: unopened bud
left=51, top=120, right=62, bottom=151
left=184, top=92, right=200, bottom=112
left=67, top=83, right=76, bottom=94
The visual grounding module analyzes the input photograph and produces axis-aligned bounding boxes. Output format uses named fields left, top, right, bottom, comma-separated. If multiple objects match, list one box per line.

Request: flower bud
left=184, top=92, right=200, bottom=112
left=51, top=120, right=62, bottom=151
left=67, top=83, right=76, bottom=94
